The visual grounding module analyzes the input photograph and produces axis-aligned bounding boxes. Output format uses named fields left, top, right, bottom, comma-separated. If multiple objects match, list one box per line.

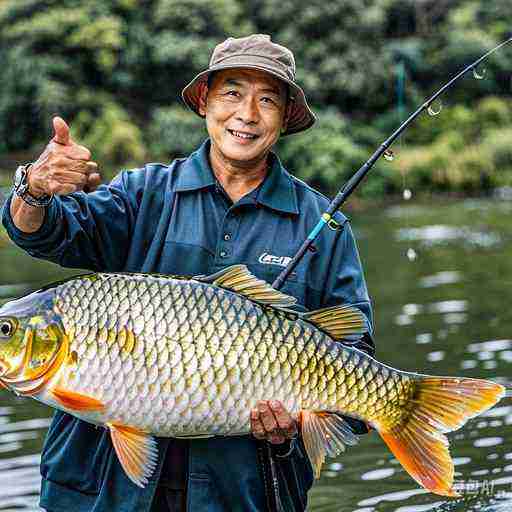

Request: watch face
left=14, top=166, right=23, bottom=188
left=14, top=165, right=29, bottom=195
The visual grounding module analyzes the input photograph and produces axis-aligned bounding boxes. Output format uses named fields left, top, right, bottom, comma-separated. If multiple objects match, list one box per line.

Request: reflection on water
left=0, top=197, right=511, bottom=511
left=396, top=224, right=502, bottom=249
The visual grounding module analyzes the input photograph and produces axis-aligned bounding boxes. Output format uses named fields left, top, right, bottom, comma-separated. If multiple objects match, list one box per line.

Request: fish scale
left=0, top=265, right=505, bottom=493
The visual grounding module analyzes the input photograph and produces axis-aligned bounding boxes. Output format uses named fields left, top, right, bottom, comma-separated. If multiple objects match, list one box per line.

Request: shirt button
left=223, top=233, right=231, bottom=241
left=220, top=251, right=227, bottom=258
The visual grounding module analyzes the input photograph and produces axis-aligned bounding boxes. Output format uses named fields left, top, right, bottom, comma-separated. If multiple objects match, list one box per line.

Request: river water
left=0, top=196, right=510, bottom=511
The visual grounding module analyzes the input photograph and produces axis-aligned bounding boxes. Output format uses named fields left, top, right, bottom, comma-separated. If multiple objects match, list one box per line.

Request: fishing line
left=395, top=59, right=416, bottom=262
left=273, top=36, right=512, bottom=290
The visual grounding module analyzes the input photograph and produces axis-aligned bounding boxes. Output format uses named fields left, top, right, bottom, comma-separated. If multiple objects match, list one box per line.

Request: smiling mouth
left=227, top=129, right=259, bottom=141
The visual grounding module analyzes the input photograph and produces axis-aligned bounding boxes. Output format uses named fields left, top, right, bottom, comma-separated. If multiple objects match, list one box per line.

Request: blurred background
left=0, top=0, right=511, bottom=198
left=0, top=1, right=512, bottom=511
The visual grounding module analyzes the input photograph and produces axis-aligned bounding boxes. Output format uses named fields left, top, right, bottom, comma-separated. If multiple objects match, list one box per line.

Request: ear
left=281, top=99, right=294, bottom=134
left=198, top=82, right=208, bottom=117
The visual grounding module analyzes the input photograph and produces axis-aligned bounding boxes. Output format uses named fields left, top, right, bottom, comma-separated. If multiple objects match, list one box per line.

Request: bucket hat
left=181, top=34, right=316, bottom=136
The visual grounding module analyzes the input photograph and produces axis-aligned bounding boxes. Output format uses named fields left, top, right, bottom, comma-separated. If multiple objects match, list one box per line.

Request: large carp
left=0, top=265, right=505, bottom=495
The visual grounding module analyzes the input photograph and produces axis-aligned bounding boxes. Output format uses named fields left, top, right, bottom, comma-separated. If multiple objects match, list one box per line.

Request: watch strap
left=14, top=164, right=53, bottom=207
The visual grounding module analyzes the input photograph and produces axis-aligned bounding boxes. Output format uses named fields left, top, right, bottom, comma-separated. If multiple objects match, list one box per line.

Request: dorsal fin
left=302, top=304, right=368, bottom=341
left=195, top=265, right=297, bottom=307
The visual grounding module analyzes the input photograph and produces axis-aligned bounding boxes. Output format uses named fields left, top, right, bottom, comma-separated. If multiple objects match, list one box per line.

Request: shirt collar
left=175, top=139, right=299, bottom=215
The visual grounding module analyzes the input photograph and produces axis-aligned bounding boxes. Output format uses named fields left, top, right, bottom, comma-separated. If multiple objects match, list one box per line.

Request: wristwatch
left=13, top=163, right=53, bottom=207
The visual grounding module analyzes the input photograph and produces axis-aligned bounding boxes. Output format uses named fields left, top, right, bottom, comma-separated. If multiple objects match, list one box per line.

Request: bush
left=148, top=105, right=208, bottom=162
left=277, top=109, right=392, bottom=198
left=73, top=93, right=146, bottom=173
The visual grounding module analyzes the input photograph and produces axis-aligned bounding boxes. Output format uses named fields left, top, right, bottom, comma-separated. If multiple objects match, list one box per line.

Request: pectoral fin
left=107, top=423, right=159, bottom=488
left=51, top=387, right=105, bottom=413
left=300, top=411, right=359, bottom=479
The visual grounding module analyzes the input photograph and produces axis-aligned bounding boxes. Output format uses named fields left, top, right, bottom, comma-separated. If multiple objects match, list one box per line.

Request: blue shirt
left=2, top=139, right=373, bottom=512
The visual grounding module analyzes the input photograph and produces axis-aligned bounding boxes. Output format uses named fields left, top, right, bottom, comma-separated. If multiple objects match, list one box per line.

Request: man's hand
left=27, top=116, right=101, bottom=197
left=251, top=400, right=298, bottom=444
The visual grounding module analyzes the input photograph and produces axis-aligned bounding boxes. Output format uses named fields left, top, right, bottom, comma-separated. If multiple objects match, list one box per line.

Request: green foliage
left=396, top=98, right=512, bottom=192
left=277, top=109, right=398, bottom=198
left=0, top=0, right=511, bottom=196
left=149, top=105, right=208, bottom=161
left=277, top=110, right=367, bottom=196
left=72, top=92, right=146, bottom=169
left=244, top=0, right=393, bottom=113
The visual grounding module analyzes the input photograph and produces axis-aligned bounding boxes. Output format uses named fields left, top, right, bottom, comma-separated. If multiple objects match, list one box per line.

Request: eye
left=0, top=320, right=16, bottom=339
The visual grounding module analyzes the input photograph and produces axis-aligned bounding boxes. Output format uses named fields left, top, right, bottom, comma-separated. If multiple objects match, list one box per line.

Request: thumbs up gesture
left=27, top=117, right=101, bottom=197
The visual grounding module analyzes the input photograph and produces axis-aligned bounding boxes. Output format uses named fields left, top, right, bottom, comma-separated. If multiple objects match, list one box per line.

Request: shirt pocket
left=40, top=411, right=112, bottom=495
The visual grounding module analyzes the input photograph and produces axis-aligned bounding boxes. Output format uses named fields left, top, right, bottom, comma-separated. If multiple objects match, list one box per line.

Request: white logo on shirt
left=258, top=252, right=292, bottom=268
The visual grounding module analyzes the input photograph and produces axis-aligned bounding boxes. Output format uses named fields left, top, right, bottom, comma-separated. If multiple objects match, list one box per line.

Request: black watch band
left=13, top=164, right=53, bottom=207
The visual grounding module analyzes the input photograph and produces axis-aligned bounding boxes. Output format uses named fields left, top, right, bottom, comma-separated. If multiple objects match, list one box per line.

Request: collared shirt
left=2, top=139, right=373, bottom=512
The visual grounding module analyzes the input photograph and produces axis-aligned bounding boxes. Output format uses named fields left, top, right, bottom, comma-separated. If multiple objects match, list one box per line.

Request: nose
left=236, top=95, right=259, bottom=125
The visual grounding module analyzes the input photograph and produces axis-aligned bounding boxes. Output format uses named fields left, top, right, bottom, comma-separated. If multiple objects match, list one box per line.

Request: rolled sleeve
left=1, top=172, right=137, bottom=272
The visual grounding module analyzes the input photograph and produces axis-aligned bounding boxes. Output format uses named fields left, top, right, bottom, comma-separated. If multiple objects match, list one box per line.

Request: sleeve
left=1, top=171, right=138, bottom=272
left=321, top=220, right=375, bottom=357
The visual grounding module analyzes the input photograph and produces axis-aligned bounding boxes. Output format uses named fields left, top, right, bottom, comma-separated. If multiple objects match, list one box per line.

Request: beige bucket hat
left=181, top=34, right=316, bottom=136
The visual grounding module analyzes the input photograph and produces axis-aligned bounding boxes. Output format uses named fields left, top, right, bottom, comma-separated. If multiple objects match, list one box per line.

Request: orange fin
left=377, top=376, right=505, bottom=497
left=51, top=387, right=105, bottom=413
left=300, top=411, right=359, bottom=479
left=108, top=423, right=159, bottom=488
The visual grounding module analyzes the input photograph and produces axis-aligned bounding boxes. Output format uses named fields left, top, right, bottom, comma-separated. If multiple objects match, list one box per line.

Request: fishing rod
left=272, top=36, right=512, bottom=291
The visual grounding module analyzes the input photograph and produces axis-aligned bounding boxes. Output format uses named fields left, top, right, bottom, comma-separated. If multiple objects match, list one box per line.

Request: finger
left=85, top=161, right=99, bottom=174
left=269, top=433, right=286, bottom=444
left=250, top=409, right=266, bottom=440
left=257, top=401, right=279, bottom=434
left=51, top=170, right=89, bottom=187
left=85, top=172, right=102, bottom=193
left=269, top=400, right=297, bottom=437
left=48, top=181, right=78, bottom=196
left=51, top=157, right=92, bottom=175
left=52, top=116, right=71, bottom=146
left=62, top=144, right=92, bottom=161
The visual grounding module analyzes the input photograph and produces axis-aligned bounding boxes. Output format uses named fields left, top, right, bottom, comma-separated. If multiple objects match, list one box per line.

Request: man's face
left=198, top=68, right=289, bottom=167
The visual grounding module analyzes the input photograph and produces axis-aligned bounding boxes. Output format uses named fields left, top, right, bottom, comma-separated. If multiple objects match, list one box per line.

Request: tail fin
left=377, top=377, right=505, bottom=497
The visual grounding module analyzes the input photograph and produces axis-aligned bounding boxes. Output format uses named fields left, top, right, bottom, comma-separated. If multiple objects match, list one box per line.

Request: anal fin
left=300, top=411, right=359, bottom=479
left=108, top=423, right=159, bottom=488
left=51, top=387, right=105, bottom=413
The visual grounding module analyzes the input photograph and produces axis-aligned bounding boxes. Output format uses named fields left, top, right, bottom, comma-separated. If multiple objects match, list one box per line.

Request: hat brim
left=181, top=63, right=316, bottom=136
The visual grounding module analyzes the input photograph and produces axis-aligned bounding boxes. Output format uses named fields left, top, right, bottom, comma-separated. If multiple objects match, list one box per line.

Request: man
left=3, top=34, right=374, bottom=511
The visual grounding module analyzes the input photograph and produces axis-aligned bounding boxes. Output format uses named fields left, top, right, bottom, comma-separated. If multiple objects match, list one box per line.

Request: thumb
left=52, top=116, right=71, bottom=145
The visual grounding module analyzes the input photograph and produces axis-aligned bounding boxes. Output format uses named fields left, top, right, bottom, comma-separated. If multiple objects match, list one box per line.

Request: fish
left=0, top=264, right=505, bottom=495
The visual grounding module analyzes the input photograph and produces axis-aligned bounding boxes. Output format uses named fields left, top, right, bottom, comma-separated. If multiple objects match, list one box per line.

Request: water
left=427, top=100, right=443, bottom=116
left=0, top=197, right=511, bottom=511
left=473, top=67, right=487, bottom=80
left=383, top=150, right=395, bottom=162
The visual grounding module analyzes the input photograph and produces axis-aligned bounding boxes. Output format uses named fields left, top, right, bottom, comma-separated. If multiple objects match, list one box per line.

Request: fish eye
left=0, top=319, right=16, bottom=339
